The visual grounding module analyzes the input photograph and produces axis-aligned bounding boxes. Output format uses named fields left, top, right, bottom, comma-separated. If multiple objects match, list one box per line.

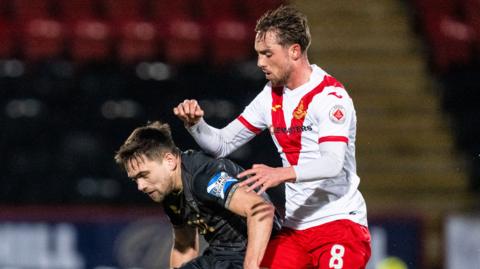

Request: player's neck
left=286, top=60, right=312, bottom=90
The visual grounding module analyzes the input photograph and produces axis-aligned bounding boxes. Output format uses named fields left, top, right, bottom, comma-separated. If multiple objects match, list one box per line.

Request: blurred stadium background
left=0, top=0, right=479, bottom=268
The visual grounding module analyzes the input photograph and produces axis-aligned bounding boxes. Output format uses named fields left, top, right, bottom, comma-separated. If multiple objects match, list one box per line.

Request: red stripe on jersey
left=318, top=136, right=348, bottom=143
left=237, top=115, right=262, bottom=134
left=271, top=76, right=344, bottom=165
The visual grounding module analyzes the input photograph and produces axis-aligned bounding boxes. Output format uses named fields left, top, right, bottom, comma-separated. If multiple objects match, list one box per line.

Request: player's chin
left=150, top=193, right=164, bottom=203
left=269, top=77, right=282, bottom=87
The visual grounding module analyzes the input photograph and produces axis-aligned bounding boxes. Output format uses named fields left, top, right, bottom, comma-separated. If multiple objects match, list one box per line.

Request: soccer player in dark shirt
left=114, top=121, right=281, bottom=269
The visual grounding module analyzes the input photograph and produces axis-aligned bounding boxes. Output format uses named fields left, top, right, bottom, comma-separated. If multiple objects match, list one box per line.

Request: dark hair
left=114, top=121, right=180, bottom=169
left=255, top=5, right=311, bottom=53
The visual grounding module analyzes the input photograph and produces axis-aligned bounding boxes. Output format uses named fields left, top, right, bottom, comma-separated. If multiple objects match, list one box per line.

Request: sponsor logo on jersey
left=293, top=100, right=307, bottom=120
left=270, top=124, right=313, bottom=134
left=329, top=105, right=346, bottom=124
left=207, top=171, right=238, bottom=199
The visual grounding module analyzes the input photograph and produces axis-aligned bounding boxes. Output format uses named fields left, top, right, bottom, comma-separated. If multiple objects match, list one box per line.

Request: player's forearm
left=244, top=202, right=275, bottom=269
left=185, top=118, right=221, bottom=156
left=187, top=118, right=253, bottom=157
left=293, top=142, right=346, bottom=182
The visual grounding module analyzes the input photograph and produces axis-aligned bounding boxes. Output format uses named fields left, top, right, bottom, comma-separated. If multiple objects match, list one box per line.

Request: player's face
left=255, top=30, right=293, bottom=86
left=126, top=154, right=176, bottom=203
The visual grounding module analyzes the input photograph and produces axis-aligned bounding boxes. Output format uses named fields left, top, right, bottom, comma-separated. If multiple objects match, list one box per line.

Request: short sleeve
left=238, top=85, right=271, bottom=133
left=313, top=89, right=354, bottom=143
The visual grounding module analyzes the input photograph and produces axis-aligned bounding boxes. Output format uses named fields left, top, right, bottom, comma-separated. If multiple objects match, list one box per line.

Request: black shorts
left=177, top=248, right=244, bottom=269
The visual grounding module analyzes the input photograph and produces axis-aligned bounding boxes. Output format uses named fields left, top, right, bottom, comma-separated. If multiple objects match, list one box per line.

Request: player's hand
left=237, top=164, right=296, bottom=195
left=173, top=99, right=204, bottom=127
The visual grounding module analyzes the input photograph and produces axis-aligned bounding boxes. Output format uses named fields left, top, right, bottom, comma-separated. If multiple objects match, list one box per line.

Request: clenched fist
left=173, top=99, right=204, bottom=127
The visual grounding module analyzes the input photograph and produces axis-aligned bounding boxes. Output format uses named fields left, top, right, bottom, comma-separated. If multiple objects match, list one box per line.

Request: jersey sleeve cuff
left=318, top=136, right=348, bottom=144
left=224, top=183, right=240, bottom=209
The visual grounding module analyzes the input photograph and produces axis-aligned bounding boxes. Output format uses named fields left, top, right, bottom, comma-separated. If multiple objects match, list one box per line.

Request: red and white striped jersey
left=188, top=65, right=367, bottom=230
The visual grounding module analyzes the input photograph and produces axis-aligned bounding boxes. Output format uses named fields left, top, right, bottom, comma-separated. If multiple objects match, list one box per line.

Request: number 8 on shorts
left=329, top=244, right=345, bottom=269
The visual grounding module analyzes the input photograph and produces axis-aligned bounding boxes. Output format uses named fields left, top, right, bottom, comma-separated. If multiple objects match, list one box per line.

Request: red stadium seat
left=243, top=0, right=284, bottom=23
left=102, top=0, right=155, bottom=64
left=151, top=0, right=206, bottom=66
left=0, top=0, right=11, bottom=17
left=20, top=18, right=65, bottom=61
left=69, top=19, right=112, bottom=63
left=429, top=16, right=474, bottom=72
left=10, top=0, right=68, bottom=62
left=413, top=0, right=474, bottom=72
left=57, top=0, right=112, bottom=63
left=464, top=0, right=480, bottom=52
left=102, top=0, right=145, bottom=22
left=116, top=20, right=158, bottom=64
left=150, top=0, right=194, bottom=21
left=12, top=0, right=51, bottom=21
left=161, top=18, right=206, bottom=65
left=198, top=0, right=240, bottom=20
left=207, top=18, right=253, bottom=67
left=0, top=19, right=15, bottom=58
left=196, top=0, right=254, bottom=66
left=56, top=0, right=99, bottom=22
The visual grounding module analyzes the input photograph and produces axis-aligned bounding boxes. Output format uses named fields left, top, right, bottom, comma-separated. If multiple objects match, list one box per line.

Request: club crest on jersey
left=207, top=171, right=238, bottom=199
left=329, top=105, right=346, bottom=124
left=293, top=100, right=307, bottom=120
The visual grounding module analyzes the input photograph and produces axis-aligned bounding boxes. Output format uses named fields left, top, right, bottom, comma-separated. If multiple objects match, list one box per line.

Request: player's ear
left=164, top=152, right=178, bottom=171
left=289, top=43, right=302, bottom=60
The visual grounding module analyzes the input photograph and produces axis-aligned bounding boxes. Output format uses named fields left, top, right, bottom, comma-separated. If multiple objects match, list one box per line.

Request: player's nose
left=257, top=56, right=265, bottom=69
left=136, top=180, right=147, bottom=192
